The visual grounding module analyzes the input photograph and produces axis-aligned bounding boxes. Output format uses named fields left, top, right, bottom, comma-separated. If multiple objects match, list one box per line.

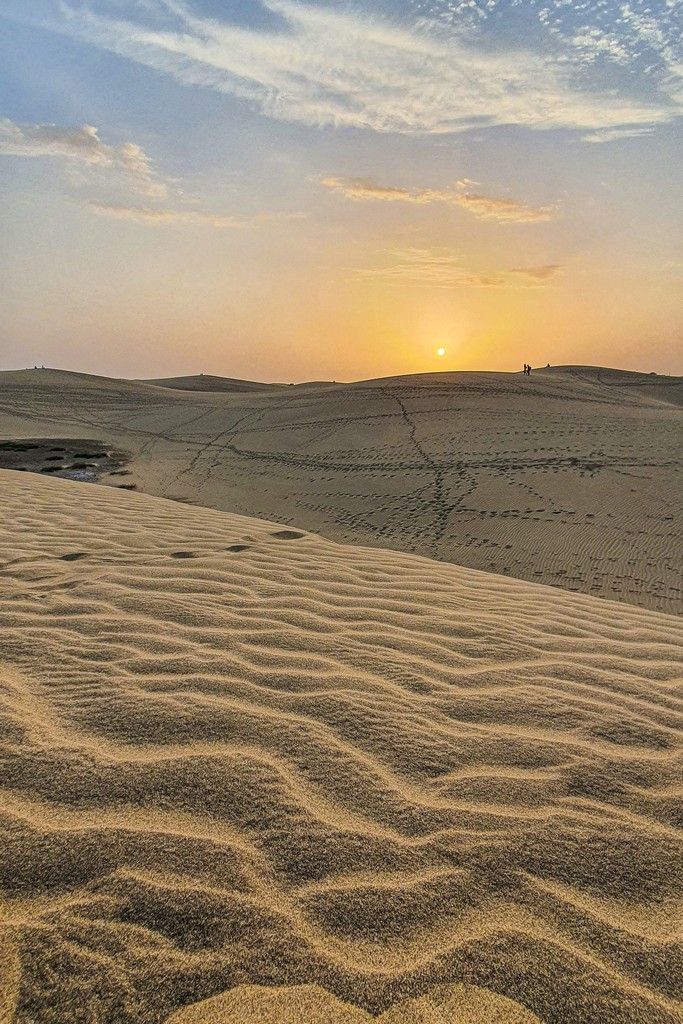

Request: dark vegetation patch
left=0, top=442, right=40, bottom=452
left=0, top=439, right=129, bottom=485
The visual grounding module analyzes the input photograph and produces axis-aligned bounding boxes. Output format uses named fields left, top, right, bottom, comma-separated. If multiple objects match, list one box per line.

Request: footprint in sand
left=59, top=552, right=89, bottom=562
left=271, top=530, right=305, bottom=540
left=226, top=544, right=250, bottom=552
left=170, top=551, right=197, bottom=559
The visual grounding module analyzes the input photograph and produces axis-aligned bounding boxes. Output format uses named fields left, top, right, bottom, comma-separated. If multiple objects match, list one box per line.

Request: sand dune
left=0, top=365, right=680, bottom=614
left=1, top=470, right=681, bottom=1023
left=141, top=376, right=283, bottom=394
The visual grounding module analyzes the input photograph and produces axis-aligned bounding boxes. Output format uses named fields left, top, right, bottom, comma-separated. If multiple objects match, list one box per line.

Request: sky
left=1, top=0, right=682, bottom=381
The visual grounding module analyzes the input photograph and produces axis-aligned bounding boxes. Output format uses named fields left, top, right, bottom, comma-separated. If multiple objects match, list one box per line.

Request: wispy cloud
left=322, top=177, right=555, bottom=223
left=580, top=125, right=656, bottom=144
left=353, top=248, right=564, bottom=289
left=449, top=192, right=555, bottom=223
left=321, top=178, right=417, bottom=203
left=88, top=200, right=304, bottom=228
left=434, top=0, right=683, bottom=114
left=0, top=119, right=166, bottom=196
left=88, top=201, right=251, bottom=226
left=507, top=264, right=565, bottom=282
left=0, top=117, right=302, bottom=228
left=26, top=0, right=675, bottom=136
left=353, top=248, right=475, bottom=288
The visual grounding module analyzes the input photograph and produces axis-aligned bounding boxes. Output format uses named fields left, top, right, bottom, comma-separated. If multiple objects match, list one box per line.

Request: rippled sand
left=1, top=471, right=681, bottom=1023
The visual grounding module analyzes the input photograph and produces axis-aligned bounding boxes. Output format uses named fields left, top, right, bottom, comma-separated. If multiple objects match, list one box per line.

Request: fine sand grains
left=0, top=471, right=681, bottom=1024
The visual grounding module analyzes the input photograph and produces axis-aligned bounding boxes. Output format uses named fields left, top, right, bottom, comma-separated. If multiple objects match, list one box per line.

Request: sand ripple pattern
left=0, top=472, right=682, bottom=1024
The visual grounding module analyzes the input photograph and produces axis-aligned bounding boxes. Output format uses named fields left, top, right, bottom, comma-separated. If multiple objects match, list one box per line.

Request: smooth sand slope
left=1, top=471, right=682, bottom=1024
left=0, top=366, right=680, bottom=614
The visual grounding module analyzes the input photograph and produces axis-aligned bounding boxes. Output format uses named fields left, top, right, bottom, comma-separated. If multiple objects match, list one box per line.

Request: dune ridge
left=0, top=365, right=680, bottom=613
left=0, top=470, right=681, bottom=1023
left=164, top=981, right=546, bottom=1021
left=141, top=376, right=283, bottom=394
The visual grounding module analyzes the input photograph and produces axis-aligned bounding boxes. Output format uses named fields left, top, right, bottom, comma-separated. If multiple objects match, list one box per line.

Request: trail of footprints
left=53, top=529, right=307, bottom=566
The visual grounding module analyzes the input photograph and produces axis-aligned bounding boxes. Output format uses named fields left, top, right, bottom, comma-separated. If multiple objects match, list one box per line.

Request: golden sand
left=165, top=982, right=544, bottom=1022
left=0, top=471, right=681, bottom=1023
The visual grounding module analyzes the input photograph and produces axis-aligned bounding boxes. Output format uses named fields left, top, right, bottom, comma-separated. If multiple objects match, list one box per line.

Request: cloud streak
left=353, top=248, right=564, bottom=288
left=507, top=264, right=565, bottom=281
left=580, top=125, right=656, bottom=144
left=0, top=119, right=166, bottom=196
left=453, top=192, right=555, bottom=223
left=322, top=177, right=555, bottom=223
left=88, top=201, right=252, bottom=226
left=88, top=200, right=304, bottom=228
left=322, top=178, right=418, bottom=203
left=29, top=0, right=677, bottom=136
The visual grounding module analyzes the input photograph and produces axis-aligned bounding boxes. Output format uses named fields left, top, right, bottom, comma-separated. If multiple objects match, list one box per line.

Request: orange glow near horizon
left=1, top=1, right=682, bottom=382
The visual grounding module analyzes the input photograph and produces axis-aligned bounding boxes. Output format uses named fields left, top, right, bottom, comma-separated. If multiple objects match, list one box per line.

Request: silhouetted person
left=527, top=364, right=532, bottom=375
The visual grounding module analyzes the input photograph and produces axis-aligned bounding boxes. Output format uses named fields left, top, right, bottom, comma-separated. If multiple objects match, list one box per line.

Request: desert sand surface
left=1, top=470, right=682, bottom=1024
left=0, top=365, right=680, bottom=614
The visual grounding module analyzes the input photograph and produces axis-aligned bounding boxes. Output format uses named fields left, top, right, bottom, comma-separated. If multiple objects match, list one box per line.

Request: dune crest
left=141, top=375, right=282, bottom=394
left=164, top=983, right=368, bottom=1023
left=0, top=471, right=681, bottom=1024
left=165, top=981, right=544, bottom=1023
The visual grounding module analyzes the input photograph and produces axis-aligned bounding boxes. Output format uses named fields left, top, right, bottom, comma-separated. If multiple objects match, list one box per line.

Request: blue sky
left=1, top=0, right=682, bottom=379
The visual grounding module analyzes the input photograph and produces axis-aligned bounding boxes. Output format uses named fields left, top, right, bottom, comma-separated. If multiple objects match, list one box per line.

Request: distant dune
left=0, top=365, right=680, bottom=613
left=142, top=374, right=284, bottom=393
left=142, top=375, right=340, bottom=393
left=1, top=471, right=681, bottom=1024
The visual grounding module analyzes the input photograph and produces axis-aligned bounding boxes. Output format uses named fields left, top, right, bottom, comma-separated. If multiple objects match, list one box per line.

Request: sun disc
left=437, top=347, right=446, bottom=357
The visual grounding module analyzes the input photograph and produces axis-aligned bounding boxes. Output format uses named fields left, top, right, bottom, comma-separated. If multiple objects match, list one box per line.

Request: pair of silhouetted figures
left=523, top=363, right=532, bottom=376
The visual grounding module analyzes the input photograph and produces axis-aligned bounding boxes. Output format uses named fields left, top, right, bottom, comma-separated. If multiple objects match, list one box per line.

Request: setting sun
left=437, top=347, right=446, bottom=357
